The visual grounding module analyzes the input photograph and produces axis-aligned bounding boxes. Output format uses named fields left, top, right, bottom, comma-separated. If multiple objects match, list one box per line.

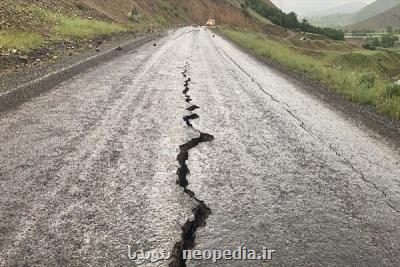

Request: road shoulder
left=215, top=29, right=400, bottom=147
left=0, top=29, right=170, bottom=113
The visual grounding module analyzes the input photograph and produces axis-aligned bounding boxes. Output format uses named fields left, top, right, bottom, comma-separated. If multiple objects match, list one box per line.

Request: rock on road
left=0, top=27, right=399, bottom=266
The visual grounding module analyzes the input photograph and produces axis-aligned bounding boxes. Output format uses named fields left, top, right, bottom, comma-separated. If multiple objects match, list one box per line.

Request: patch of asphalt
left=218, top=48, right=399, bottom=213
left=0, top=29, right=172, bottom=113
left=185, top=29, right=400, bottom=265
left=0, top=27, right=195, bottom=266
left=214, top=29, right=400, bottom=147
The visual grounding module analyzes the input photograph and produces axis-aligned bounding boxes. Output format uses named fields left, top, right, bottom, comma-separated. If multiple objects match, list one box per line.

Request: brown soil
left=0, top=0, right=284, bottom=74
left=81, top=0, right=267, bottom=30
left=1, top=0, right=280, bottom=34
left=0, top=0, right=107, bottom=31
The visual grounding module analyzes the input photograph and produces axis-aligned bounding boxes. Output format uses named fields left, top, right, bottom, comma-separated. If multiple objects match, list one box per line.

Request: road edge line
left=0, top=31, right=166, bottom=113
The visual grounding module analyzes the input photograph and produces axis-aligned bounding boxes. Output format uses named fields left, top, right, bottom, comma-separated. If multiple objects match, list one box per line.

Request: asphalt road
left=1, top=27, right=399, bottom=266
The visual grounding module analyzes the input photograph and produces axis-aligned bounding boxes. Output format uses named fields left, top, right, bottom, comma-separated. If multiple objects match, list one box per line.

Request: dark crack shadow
left=187, top=105, right=200, bottom=112
left=170, top=62, right=215, bottom=267
left=183, top=114, right=199, bottom=128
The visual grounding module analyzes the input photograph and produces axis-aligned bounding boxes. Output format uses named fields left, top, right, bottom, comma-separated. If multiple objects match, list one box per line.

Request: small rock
left=18, top=55, right=28, bottom=64
left=116, top=46, right=123, bottom=51
left=52, top=55, right=58, bottom=60
left=35, top=58, right=41, bottom=62
left=95, top=48, right=100, bottom=52
left=11, top=49, right=17, bottom=54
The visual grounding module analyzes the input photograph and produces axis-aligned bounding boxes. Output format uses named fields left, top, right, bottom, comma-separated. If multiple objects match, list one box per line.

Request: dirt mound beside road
left=0, top=0, right=106, bottom=30
left=81, top=0, right=266, bottom=29
left=1, top=0, right=278, bottom=32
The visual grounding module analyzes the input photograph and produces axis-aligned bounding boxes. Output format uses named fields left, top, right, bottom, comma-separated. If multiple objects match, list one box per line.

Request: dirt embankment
left=0, top=0, right=106, bottom=31
left=81, top=0, right=266, bottom=29
left=0, top=0, right=285, bottom=76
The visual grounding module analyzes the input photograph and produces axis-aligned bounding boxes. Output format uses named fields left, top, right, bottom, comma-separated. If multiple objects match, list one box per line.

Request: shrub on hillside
left=362, top=43, right=376, bottom=50
left=75, top=2, right=89, bottom=11
left=385, top=84, right=400, bottom=98
left=371, top=38, right=380, bottom=47
left=359, top=72, right=376, bottom=89
left=129, top=14, right=143, bottom=23
left=154, top=15, right=167, bottom=26
left=381, top=34, right=397, bottom=48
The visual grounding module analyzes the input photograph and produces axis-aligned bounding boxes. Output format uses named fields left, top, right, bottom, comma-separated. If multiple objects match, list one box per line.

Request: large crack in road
left=1, top=27, right=400, bottom=266
left=169, top=62, right=214, bottom=267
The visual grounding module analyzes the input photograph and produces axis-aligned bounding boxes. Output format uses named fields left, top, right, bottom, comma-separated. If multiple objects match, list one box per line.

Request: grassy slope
left=0, top=31, right=45, bottom=51
left=221, top=27, right=400, bottom=118
left=0, top=0, right=274, bottom=52
left=0, top=5, right=132, bottom=51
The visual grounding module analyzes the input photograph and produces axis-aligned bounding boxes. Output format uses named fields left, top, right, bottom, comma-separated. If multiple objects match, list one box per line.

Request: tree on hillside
left=381, top=34, right=397, bottom=48
left=244, top=0, right=344, bottom=40
left=371, top=38, right=381, bottom=47
left=131, top=7, right=139, bottom=16
left=284, top=12, right=299, bottom=29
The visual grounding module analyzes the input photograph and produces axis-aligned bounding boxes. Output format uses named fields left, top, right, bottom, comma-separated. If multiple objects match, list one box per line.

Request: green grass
left=221, top=27, right=400, bottom=118
left=0, top=6, right=131, bottom=51
left=154, top=15, right=168, bottom=26
left=30, top=7, right=130, bottom=39
left=0, top=31, right=45, bottom=51
left=51, top=15, right=129, bottom=38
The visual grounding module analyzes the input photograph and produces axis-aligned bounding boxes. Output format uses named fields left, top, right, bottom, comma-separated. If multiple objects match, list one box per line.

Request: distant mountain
left=345, top=3, right=400, bottom=31
left=313, top=2, right=368, bottom=17
left=306, top=2, right=368, bottom=28
left=350, top=0, right=400, bottom=24
left=308, top=0, right=400, bottom=29
left=308, top=13, right=354, bottom=28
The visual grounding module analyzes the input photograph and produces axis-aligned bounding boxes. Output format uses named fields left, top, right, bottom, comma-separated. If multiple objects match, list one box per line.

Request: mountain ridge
left=308, top=1, right=368, bottom=17
left=345, top=3, right=400, bottom=30
left=351, top=0, right=400, bottom=24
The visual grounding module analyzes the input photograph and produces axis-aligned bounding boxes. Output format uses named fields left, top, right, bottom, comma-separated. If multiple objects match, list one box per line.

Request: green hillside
left=351, top=0, right=400, bottom=24
left=345, top=4, right=400, bottom=31
left=308, top=0, right=400, bottom=29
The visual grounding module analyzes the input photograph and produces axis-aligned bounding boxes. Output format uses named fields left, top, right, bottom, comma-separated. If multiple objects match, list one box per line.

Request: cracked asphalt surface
left=1, top=27, right=400, bottom=266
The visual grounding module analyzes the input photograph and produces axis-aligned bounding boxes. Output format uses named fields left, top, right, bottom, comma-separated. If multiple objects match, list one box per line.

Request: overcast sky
left=270, top=0, right=374, bottom=16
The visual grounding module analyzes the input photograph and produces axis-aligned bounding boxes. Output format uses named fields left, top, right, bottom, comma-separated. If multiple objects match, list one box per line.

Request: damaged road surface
left=0, top=27, right=400, bottom=266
